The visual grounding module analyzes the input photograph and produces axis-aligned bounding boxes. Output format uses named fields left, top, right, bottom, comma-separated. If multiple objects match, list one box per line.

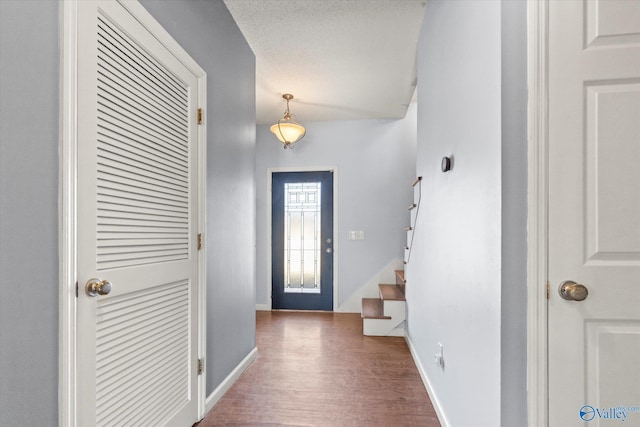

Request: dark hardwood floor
left=197, top=311, right=440, bottom=426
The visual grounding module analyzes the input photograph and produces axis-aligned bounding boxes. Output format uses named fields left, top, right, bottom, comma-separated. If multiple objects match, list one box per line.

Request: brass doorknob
left=85, top=278, right=112, bottom=297
left=558, top=280, right=588, bottom=301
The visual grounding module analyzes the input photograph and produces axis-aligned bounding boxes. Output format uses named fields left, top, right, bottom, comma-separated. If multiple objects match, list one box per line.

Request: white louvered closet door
left=75, top=2, right=203, bottom=426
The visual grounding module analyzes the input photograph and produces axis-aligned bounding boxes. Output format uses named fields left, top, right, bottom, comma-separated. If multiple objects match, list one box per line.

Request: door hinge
left=197, top=233, right=203, bottom=250
left=197, top=358, right=204, bottom=375
left=75, top=281, right=79, bottom=298
left=546, top=281, right=550, bottom=300
left=197, top=108, right=203, bottom=125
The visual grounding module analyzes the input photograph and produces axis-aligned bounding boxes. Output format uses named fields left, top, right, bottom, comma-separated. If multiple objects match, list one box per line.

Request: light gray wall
left=0, top=1, right=59, bottom=425
left=407, top=1, right=527, bottom=426
left=500, top=1, right=528, bottom=425
left=255, top=104, right=417, bottom=309
left=138, top=0, right=257, bottom=396
left=0, top=1, right=255, bottom=424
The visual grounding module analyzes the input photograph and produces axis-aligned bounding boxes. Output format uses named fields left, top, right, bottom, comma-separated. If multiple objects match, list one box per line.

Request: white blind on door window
left=96, top=13, right=190, bottom=270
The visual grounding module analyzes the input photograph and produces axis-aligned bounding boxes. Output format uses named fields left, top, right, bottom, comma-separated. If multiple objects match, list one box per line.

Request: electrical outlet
left=434, top=343, right=445, bottom=369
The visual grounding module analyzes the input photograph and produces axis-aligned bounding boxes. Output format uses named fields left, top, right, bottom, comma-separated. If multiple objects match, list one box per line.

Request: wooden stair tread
left=395, top=270, right=406, bottom=283
left=379, top=284, right=405, bottom=301
left=361, top=298, right=391, bottom=319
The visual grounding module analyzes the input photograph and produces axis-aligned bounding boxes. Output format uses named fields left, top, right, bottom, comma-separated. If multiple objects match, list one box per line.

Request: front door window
left=283, top=182, right=321, bottom=294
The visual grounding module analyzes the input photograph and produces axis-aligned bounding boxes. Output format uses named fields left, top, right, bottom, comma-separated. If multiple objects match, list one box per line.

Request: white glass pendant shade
left=270, top=120, right=306, bottom=144
left=271, top=94, right=306, bottom=149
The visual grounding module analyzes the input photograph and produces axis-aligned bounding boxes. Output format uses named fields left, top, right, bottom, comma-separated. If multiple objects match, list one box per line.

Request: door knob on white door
left=558, top=280, right=588, bottom=301
left=85, top=278, right=112, bottom=297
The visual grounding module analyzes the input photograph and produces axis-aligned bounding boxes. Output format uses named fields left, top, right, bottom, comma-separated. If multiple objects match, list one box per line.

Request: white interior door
left=75, top=1, right=204, bottom=425
left=548, top=1, right=640, bottom=425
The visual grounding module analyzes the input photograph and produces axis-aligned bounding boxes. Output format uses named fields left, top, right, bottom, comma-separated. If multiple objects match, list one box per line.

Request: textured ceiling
left=223, top=0, right=426, bottom=125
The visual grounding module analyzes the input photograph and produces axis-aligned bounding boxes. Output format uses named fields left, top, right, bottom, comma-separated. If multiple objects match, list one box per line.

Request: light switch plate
left=348, top=231, right=365, bottom=240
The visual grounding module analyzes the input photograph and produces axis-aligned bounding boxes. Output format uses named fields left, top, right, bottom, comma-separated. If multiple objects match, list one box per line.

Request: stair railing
left=406, top=176, right=422, bottom=264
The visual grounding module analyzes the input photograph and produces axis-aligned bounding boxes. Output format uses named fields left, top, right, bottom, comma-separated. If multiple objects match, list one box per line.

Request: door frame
left=265, top=166, right=339, bottom=311
left=527, top=1, right=549, bottom=426
left=59, top=1, right=208, bottom=425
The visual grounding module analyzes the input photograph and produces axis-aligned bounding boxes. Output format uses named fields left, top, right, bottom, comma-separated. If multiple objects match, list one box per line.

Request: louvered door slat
left=97, top=237, right=187, bottom=247
left=97, top=86, right=188, bottom=145
left=97, top=308, right=188, bottom=363
left=95, top=10, right=191, bottom=273
left=96, top=249, right=185, bottom=264
left=97, top=17, right=188, bottom=105
left=98, top=203, right=184, bottom=218
left=98, top=257, right=188, bottom=271
left=97, top=215, right=187, bottom=227
left=97, top=304, right=187, bottom=338
left=97, top=103, right=187, bottom=155
left=97, top=67, right=188, bottom=133
left=98, top=223, right=187, bottom=233
left=95, top=279, right=189, bottom=427
left=98, top=247, right=189, bottom=260
left=128, top=370, right=188, bottom=427
left=97, top=115, right=187, bottom=166
left=97, top=163, right=187, bottom=197
left=98, top=182, right=187, bottom=209
left=97, top=138, right=188, bottom=181
left=96, top=284, right=188, bottom=346
left=97, top=17, right=188, bottom=107
left=97, top=231, right=189, bottom=240
left=97, top=110, right=188, bottom=161
left=96, top=42, right=187, bottom=122
left=97, top=171, right=189, bottom=202
left=98, top=194, right=188, bottom=215
left=97, top=177, right=188, bottom=207
left=100, top=342, right=187, bottom=426
left=97, top=163, right=187, bottom=195
left=97, top=209, right=188, bottom=222
left=97, top=333, right=187, bottom=406
left=98, top=125, right=189, bottom=171
left=97, top=323, right=187, bottom=392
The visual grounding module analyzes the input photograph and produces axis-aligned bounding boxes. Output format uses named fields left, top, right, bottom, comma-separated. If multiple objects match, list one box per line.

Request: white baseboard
left=405, top=334, right=450, bottom=427
left=255, top=304, right=270, bottom=311
left=204, top=347, right=258, bottom=415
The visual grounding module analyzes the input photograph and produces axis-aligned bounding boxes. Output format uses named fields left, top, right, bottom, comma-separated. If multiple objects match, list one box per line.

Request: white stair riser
left=363, top=300, right=406, bottom=336
left=382, top=299, right=405, bottom=318
left=363, top=317, right=405, bottom=336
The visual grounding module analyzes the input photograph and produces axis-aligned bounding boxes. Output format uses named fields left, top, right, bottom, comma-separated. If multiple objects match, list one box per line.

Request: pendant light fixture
left=270, top=93, right=306, bottom=149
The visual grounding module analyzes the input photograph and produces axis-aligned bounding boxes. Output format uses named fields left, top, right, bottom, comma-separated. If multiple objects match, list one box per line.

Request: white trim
left=526, top=1, right=549, bottom=426
left=195, top=66, right=208, bottom=422
left=266, top=166, right=339, bottom=311
left=59, top=2, right=79, bottom=425
left=204, top=347, right=258, bottom=414
left=60, top=1, right=208, bottom=424
left=404, top=335, right=449, bottom=427
left=255, top=304, right=270, bottom=311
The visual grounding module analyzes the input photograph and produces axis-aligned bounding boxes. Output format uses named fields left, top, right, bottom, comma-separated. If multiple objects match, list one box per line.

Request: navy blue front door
left=272, top=171, right=333, bottom=310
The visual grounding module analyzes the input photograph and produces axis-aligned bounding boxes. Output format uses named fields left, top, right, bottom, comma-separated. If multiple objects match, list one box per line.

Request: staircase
left=361, top=270, right=407, bottom=336
left=361, top=177, right=422, bottom=337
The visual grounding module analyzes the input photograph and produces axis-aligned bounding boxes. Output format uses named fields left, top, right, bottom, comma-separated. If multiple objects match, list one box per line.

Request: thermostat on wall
left=441, top=156, right=452, bottom=172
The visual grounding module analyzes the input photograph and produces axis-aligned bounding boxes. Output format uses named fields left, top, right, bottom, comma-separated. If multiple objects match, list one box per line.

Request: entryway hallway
left=199, top=311, right=440, bottom=426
